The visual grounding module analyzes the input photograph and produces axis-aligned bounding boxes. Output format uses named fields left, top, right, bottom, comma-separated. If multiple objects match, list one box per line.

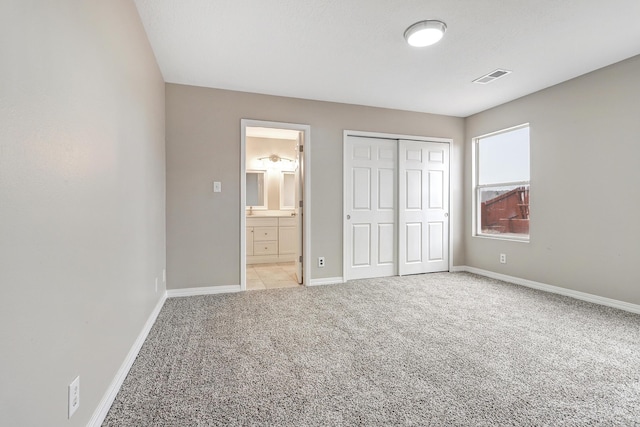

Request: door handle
left=347, top=215, right=351, bottom=220
left=444, top=213, right=449, bottom=217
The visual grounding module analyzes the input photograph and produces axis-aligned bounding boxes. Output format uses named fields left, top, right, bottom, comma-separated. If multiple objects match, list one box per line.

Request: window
left=474, top=124, right=530, bottom=240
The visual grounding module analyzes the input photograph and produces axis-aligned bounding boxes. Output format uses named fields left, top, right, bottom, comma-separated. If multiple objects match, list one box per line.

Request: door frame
left=241, top=119, right=311, bottom=289
left=342, top=130, right=453, bottom=281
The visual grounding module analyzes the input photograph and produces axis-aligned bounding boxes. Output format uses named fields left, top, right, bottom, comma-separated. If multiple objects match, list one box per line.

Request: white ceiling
left=134, top=0, right=640, bottom=117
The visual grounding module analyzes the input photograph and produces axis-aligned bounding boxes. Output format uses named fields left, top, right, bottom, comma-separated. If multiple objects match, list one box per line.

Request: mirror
left=246, top=170, right=267, bottom=209
left=280, top=171, right=295, bottom=210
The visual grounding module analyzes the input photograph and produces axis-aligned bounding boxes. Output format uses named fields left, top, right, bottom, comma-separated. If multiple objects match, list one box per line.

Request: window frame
left=473, top=123, right=530, bottom=242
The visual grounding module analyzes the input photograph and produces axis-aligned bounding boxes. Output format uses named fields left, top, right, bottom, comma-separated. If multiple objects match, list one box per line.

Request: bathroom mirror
left=246, top=170, right=267, bottom=209
left=280, top=171, right=296, bottom=210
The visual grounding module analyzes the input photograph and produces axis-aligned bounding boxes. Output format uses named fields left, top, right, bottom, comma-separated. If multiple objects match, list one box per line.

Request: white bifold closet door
left=344, top=135, right=449, bottom=281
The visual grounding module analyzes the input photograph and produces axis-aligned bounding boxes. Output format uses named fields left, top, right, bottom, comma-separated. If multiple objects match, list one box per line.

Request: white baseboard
left=167, top=284, right=242, bottom=297
left=308, top=277, right=344, bottom=286
left=454, top=266, right=640, bottom=315
left=88, top=293, right=167, bottom=427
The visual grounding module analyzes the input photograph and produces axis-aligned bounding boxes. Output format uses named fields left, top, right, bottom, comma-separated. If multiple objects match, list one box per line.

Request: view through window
left=475, top=125, right=530, bottom=240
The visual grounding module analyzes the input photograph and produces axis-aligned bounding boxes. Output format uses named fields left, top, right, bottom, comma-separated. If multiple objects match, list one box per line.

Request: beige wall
left=465, top=55, right=640, bottom=305
left=0, top=1, right=165, bottom=426
left=166, top=84, right=465, bottom=288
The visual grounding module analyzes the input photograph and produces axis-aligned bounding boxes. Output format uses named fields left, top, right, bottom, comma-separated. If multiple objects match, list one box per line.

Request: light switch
left=213, top=181, right=222, bottom=193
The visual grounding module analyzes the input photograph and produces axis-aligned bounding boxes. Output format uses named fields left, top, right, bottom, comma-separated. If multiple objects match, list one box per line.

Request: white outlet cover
left=68, top=376, right=80, bottom=418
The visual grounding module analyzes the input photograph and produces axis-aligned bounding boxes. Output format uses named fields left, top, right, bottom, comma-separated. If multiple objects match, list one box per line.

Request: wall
left=166, top=84, right=465, bottom=289
left=465, top=54, right=640, bottom=305
left=0, top=1, right=165, bottom=426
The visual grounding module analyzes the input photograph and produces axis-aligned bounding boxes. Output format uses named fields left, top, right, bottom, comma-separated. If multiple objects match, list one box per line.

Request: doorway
left=343, top=132, right=451, bottom=281
left=240, top=120, right=311, bottom=290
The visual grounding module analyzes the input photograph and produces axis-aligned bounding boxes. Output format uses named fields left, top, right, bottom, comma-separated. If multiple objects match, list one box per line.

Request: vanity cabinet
left=246, top=217, right=297, bottom=264
left=246, top=227, right=254, bottom=256
left=278, top=217, right=297, bottom=255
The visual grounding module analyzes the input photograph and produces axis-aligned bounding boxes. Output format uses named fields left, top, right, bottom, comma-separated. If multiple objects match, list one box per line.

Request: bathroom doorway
left=240, top=120, right=310, bottom=290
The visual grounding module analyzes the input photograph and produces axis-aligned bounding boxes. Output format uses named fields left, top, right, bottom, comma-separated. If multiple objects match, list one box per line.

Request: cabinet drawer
left=278, top=217, right=297, bottom=227
left=253, top=241, right=277, bottom=255
left=254, top=227, right=277, bottom=241
left=246, top=217, right=278, bottom=227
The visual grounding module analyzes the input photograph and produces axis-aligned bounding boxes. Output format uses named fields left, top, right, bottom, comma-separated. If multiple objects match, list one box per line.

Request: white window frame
left=473, top=123, right=530, bottom=242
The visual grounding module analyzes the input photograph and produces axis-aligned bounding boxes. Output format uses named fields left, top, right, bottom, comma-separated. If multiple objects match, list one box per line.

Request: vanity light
left=404, top=20, right=447, bottom=47
left=258, top=154, right=296, bottom=169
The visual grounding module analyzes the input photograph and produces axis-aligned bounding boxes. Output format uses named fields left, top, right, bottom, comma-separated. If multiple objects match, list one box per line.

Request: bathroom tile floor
left=246, top=262, right=300, bottom=290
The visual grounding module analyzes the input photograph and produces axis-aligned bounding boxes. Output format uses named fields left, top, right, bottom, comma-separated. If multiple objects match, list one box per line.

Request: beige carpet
left=103, top=272, right=640, bottom=426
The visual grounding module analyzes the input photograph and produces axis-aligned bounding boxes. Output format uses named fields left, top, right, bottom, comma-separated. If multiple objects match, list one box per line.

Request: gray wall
left=465, top=55, right=640, bottom=305
left=166, top=84, right=465, bottom=289
left=0, top=1, right=165, bottom=425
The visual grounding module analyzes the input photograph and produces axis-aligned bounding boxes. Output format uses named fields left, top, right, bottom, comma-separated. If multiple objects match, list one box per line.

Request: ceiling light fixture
left=404, top=20, right=447, bottom=47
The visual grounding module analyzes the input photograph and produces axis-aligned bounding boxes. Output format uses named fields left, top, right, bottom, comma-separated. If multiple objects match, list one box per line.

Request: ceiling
left=134, top=0, right=640, bottom=117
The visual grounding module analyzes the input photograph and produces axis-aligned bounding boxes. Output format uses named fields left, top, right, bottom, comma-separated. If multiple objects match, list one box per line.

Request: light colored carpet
left=103, top=273, right=640, bottom=426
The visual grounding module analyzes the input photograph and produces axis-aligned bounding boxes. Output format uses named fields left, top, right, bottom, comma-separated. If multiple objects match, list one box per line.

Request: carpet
left=103, top=273, right=640, bottom=426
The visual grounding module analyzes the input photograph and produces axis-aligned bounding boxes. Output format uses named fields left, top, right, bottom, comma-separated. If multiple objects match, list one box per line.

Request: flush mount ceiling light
left=404, top=20, right=447, bottom=47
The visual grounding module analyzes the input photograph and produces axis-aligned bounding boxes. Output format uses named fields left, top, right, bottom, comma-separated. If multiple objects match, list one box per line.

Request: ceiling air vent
left=473, top=69, right=512, bottom=84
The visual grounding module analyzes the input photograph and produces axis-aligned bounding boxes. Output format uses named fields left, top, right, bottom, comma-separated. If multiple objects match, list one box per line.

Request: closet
left=343, top=134, right=450, bottom=280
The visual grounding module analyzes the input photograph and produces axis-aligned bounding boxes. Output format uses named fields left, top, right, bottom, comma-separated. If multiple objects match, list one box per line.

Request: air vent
left=473, top=69, right=512, bottom=84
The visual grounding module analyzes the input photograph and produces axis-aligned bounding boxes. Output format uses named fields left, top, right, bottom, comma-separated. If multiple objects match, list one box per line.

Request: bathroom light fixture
left=404, top=20, right=447, bottom=47
left=258, top=154, right=296, bottom=169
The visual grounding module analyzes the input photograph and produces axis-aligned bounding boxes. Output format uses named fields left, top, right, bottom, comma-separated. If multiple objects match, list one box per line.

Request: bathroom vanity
left=246, top=216, right=297, bottom=264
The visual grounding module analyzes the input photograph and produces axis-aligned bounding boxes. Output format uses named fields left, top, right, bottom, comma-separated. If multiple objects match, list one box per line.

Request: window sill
left=473, top=233, right=529, bottom=243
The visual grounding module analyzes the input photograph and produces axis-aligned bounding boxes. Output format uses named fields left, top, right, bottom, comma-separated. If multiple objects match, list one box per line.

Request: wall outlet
left=318, top=257, right=325, bottom=268
left=213, top=181, right=222, bottom=192
left=155, top=277, right=158, bottom=292
left=500, top=253, right=507, bottom=264
left=68, top=376, right=80, bottom=418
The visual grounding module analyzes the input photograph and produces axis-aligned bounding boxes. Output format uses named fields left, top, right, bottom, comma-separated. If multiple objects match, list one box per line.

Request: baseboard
left=455, top=266, right=640, bottom=315
left=167, top=284, right=242, bottom=297
left=308, top=277, right=344, bottom=286
left=88, top=292, right=167, bottom=427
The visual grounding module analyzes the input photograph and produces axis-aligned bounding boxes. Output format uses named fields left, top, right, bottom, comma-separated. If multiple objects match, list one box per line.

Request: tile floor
left=246, top=262, right=301, bottom=290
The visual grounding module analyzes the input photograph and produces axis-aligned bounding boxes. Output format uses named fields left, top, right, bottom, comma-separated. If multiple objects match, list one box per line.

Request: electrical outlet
left=213, top=181, right=222, bottom=193
left=68, top=376, right=80, bottom=418
left=318, top=257, right=325, bottom=268
left=155, top=277, right=158, bottom=292
left=500, top=253, right=507, bottom=264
